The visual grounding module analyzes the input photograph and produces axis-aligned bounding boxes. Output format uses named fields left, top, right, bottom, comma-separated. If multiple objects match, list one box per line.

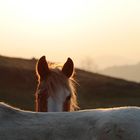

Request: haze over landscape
left=0, top=0, right=140, bottom=71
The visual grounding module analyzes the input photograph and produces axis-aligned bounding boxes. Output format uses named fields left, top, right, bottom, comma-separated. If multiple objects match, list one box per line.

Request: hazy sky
left=0, top=0, right=140, bottom=70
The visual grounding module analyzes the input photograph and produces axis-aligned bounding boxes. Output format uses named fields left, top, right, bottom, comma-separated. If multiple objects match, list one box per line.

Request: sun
left=13, top=0, right=86, bottom=24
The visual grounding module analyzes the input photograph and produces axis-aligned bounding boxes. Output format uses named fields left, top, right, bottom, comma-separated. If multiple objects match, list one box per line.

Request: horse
left=0, top=102, right=140, bottom=140
left=35, top=56, right=79, bottom=112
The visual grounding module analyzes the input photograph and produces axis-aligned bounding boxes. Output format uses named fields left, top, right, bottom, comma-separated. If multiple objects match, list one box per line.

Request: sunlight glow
left=3, top=0, right=87, bottom=24
left=0, top=0, right=140, bottom=69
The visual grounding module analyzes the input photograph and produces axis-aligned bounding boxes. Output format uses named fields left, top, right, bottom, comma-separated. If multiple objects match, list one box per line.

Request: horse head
left=35, top=56, right=79, bottom=112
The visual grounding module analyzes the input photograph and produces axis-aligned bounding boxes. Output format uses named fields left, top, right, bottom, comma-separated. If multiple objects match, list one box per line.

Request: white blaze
left=47, top=88, right=70, bottom=112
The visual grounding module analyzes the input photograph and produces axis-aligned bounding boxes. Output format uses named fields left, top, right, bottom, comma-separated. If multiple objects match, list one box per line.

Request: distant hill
left=0, top=55, right=140, bottom=110
left=99, top=63, right=140, bottom=82
left=0, top=55, right=36, bottom=70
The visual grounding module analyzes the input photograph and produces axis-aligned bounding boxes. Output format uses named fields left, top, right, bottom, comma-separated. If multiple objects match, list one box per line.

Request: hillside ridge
left=0, top=55, right=140, bottom=110
left=100, top=63, right=140, bottom=82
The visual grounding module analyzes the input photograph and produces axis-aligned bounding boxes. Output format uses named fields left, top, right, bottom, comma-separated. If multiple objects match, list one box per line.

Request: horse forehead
left=47, top=88, right=70, bottom=112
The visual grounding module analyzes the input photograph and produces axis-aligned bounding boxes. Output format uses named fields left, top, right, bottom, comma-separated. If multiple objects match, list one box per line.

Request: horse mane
left=36, top=62, right=79, bottom=111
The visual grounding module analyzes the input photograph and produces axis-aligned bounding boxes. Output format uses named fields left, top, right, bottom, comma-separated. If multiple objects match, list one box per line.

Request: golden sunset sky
left=0, top=0, right=140, bottom=69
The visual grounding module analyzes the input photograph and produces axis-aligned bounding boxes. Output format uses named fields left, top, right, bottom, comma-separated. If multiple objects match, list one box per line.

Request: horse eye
left=66, top=95, right=71, bottom=101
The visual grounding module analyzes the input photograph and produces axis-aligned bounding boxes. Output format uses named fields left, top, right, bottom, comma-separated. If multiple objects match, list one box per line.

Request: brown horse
left=35, top=56, right=79, bottom=112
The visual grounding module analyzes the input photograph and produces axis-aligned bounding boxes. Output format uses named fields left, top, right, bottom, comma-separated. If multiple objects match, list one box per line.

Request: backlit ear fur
left=36, top=56, right=50, bottom=80
left=62, top=58, right=74, bottom=78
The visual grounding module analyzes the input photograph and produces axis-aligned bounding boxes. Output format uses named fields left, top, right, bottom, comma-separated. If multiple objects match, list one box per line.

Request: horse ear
left=62, top=58, right=74, bottom=78
left=36, top=56, right=50, bottom=80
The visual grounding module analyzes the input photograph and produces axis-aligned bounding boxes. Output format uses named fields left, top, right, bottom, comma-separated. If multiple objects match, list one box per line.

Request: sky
left=0, top=0, right=140, bottom=70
